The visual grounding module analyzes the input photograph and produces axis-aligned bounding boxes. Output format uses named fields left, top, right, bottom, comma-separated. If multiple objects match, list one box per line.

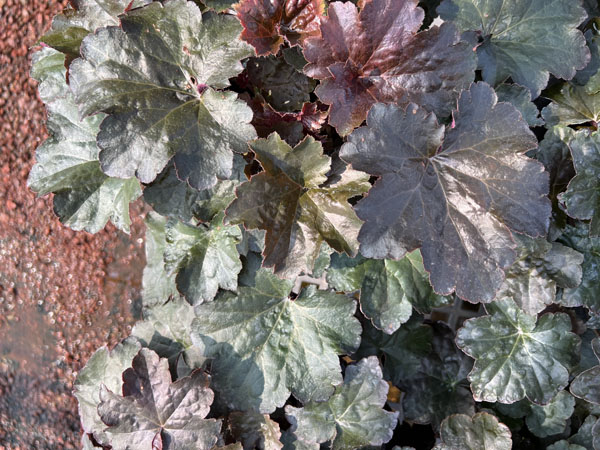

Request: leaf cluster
left=30, top=0, right=600, bottom=447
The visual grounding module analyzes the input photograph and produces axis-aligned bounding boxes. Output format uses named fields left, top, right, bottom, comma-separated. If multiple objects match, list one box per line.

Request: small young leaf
left=340, top=82, right=550, bottom=302
left=98, top=348, right=221, bottom=449
left=164, top=215, right=243, bottom=305
left=495, top=83, right=544, bottom=127
left=191, top=269, right=361, bottom=413
left=28, top=48, right=141, bottom=234
left=227, top=133, right=369, bottom=277
left=571, top=338, right=600, bottom=405
left=285, top=357, right=399, bottom=450
left=236, top=0, right=324, bottom=56
left=303, top=0, right=476, bottom=135
left=434, top=412, right=512, bottom=450
left=543, top=82, right=600, bottom=127
left=456, top=298, right=580, bottom=404
left=70, top=0, right=256, bottom=190
left=439, top=0, right=590, bottom=97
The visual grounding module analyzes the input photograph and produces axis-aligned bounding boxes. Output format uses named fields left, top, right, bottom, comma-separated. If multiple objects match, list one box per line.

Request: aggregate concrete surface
left=0, top=0, right=146, bottom=446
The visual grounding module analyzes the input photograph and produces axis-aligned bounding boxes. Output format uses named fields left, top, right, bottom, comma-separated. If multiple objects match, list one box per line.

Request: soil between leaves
left=0, top=0, right=145, bottom=446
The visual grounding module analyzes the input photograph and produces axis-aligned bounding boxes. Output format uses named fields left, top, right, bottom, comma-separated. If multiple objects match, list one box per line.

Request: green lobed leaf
left=142, top=212, right=180, bottom=308
left=98, top=348, right=221, bottom=449
left=244, top=55, right=316, bottom=112
left=340, top=82, right=550, bottom=302
left=40, top=0, right=151, bottom=55
left=547, top=442, right=587, bottom=450
left=303, top=0, right=476, bottom=135
left=191, top=269, right=362, bottom=413
left=327, top=251, right=449, bottom=334
left=495, top=233, right=583, bottom=315
left=226, top=133, right=370, bottom=278
left=438, top=0, right=590, bottom=97
left=143, top=163, right=240, bottom=223
left=559, top=222, right=600, bottom=312
left=525, top=390, right=576, bottom=438
left=433, top=412, right=512, bottom=450
left=543, top=82, right=600, bottom=127
left=69, top=0, right=256, bottom=190
left=571, top=338, right=600, bottom=405
left=456, top=298, right=581, bottom=404
left=354, top=314, right=433, bottom=385
left=401, top=322, right=475, bottom=429
left=164, top=215, right=242, bottom=305
left=226, top=411, right=283, bottom=450
left=132, top=297, right=205, bottom=373
left=495, top=83, right=544, bottom=127
left=280, top=431, right=319, bottom=450
left=285, top=357, right=399, bottom=450
left=560, top=131, right=600, bottom=236
left=73, top=337, right=142, bottom=445
left=28, top=47, right=141, bottom=234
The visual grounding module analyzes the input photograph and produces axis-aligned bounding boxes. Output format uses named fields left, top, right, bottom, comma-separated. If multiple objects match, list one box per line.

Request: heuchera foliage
left=30, top=0, right=600, bottom=447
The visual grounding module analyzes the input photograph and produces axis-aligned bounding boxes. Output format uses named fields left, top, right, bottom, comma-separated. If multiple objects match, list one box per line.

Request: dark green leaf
left=227, top=133, right=369, bottom=278
left=433, top=412, right=512, bottom=450
left=98, top=348, right=221, bottom=449
left=70, top=0, right=256, bottom=190
left=571, top=338, right=600, bottom=405
left=40, top=0, right=151, bottom=55
left=191, top=270, right=362, bottom=412
left=439, top=0, right=590, bottom=97
left=561, top=131, right=600, bottom=236
left=340, top=82, right=550, bottom=302
left=227, top=411, right=283, bottom=450
left=327, top=251, right=449, bottom=334
left=526, top=391, right=575, bottom=438
left=495, top=83, right=544, bottom=127
left=285, top=357, right=399, bottom=450
left=28, top=47, right=141, bottom=234
left=543, top=83, right=600, bottom=127
left=495, top=234, right=583, bottom=315
left=456, top=298, right=581, bottom=404
left=164, top=215, right=242, bottom=305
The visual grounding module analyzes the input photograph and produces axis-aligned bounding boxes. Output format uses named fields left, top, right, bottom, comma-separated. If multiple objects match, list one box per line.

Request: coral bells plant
left=29, top=0, right=600, bottom=447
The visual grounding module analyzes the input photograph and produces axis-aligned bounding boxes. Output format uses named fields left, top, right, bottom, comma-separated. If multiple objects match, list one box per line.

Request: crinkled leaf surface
left=132, top=297, right=204, bottom=372
left=525, top=390, right=575, bottom=438
left=227, top=411, right=283, bottom=450
left=28, top=47, right=141, bottom=234
left=559, top=223, right=600, bottom=312
left=340, top=83, right=550, bottom=302
left=456, top=298, right=580, bottom=404
left=40, top=0, right=151, bottom=55
left=495, top=234, right=583, bottom=315
left=495, top=83, right=544, bottom=127
left=245, top=55, right=316, bottom=112
left=164, top=215, right=242, bottom=305
left=285, top=357, right=399, bottom=450
left=303, top=0, right=475, bottom=135
left=98, top=348, right=221, bottom=450
left=142, top=212, right=180, bottom=308
left=560, top=131, right=600, bottom=236
left=202, top=0, right=237, bottom=12
left=543, top=82, right=600, bottom=127
left=433, top=412, right=512, bottom=450
left=191, top=269, right=361, bottom=413
left=547, top=442, right=587, bottom=450
left=236, top=0, right=324, bottom=55
left=438, top=0, right=590, bottom=98
left=226, top=133, right=369, bottom=277
left=74, top=337, right=141, bottom=445
left=571, top=338, right=600, bottom=405
left=69, top=0, right=256, bottom=190
left=401, top=322, right=475, bottom=429
left=327, top=251, right=449, bottom=334
left=144, top=163, right=240, bottom=223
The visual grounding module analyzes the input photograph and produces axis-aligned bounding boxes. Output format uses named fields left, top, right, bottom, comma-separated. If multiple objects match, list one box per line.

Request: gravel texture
left=0, top=0, right=146, bottom=447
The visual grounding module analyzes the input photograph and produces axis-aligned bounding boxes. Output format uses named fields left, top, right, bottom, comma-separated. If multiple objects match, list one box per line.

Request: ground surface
left=0, top=1, right=146, bottom=447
